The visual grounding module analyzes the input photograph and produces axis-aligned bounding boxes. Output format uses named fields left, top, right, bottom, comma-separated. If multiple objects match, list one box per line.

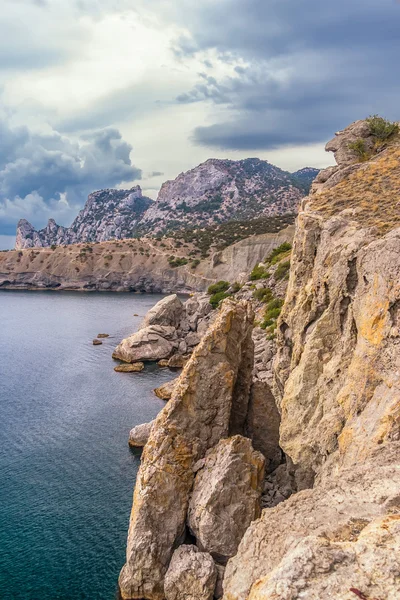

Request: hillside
left=15, top=158, right=318, bottom=249
left=0, top=226, right=294, bottom=293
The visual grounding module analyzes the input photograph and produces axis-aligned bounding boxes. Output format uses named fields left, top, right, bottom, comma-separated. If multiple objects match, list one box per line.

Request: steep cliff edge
left=224, top=119, right=400, bottom=600
left=116, top=120, right=400, bottom=600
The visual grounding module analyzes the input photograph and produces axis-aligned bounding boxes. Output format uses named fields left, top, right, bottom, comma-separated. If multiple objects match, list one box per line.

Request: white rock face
left=188, top=436, right=265, bottom=563
left=15, top=187, right=152, bottom=249
left=164, top=546, right=217, bottom=600
left=129, top=421, right=154, bottom=447
left=140, top=295, right=183, bottom=330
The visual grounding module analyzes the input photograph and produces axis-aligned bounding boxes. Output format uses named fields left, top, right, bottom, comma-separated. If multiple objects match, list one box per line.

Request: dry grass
left=310, top=146, right=400, bottom=235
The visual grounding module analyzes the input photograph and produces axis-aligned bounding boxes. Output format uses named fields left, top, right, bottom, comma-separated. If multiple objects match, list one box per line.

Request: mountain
left=15, top=187, right=153, bottom=249
left=15, top=159, right=319, bottom=249
left=139, top=158, right=315, bottom=234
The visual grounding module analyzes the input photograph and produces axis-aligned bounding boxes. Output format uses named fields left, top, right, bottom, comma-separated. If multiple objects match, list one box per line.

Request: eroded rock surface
left=119, top=299, right=254, bottom=600
left=188, top=436, right=265, bottom=563
left=128, top=421, right=154, bottom=448
left=154, top=378, right=178, bottom=401
left=164, top=545, right=217, bottom=600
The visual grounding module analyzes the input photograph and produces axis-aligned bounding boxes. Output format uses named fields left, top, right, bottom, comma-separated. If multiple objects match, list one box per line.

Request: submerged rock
left=118, top=299, right=254, bottom=600
left=164, top=545, right=217, bottom=600
left=188, top=436, right=265, bottom=563
left=114, top=362, right=144, bottom=373
left=128, top=421, right=154, bottom=447
left=97, top=333, right=109, bottom=338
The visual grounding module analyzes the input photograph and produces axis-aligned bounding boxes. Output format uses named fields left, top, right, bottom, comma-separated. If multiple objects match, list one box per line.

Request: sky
left=0, top=0, right=399, bottom=248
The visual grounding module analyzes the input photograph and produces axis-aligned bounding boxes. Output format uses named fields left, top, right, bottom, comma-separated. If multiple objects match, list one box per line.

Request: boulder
left=115, top=362, right=144, bottom=373
left=113, top=325, right=177, bottom=363
left=93, top=339, right=102, bottom=345
left=128, top=421, right=154, bottom=447
left=184, top=294, right=212, bottom=330
left=118, top=300, right=254, bottom=600
left=97, top=333, right=109, bottom=338
left=164, top=545, right=217, bottom=600
left=168, top=354, right=190, bottom=369
left=245, top=380, right=282, bottom=473
left=187, top=436, right=265, bottom=563
left=140, top=294, right=183, bottom=330
left=154, top=378, right=178, bottom=401
left=158, top=359, right=170, bottom=367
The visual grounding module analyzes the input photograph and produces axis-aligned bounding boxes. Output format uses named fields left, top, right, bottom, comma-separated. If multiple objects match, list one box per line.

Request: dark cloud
left=171, top=0, right=400, bottom=150
left=0, top=120, right=141, bottom=234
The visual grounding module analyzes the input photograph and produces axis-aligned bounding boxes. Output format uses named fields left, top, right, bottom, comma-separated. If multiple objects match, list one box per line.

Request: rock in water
left=114, top=363, right=144, bottom=373
left=164, top=545, right=217, bottom=600
left=118, top=299, right=254, bottom=600
left=112, top=325, right=177, bottom=363
left=93, top=339, right=102, bottom=345
left=154, top=378, right=178, bottom=400
left=187, top=436, right=265, bottom=563
left=139, top=295, right=183, bottom=330
left=97, top=333, right=109, bottom=338
left=129, top=421, right=154, bottom=447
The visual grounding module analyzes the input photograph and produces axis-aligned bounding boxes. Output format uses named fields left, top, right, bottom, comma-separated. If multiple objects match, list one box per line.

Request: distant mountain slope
left=15, top=187, right=153, bottom=249
left=139, top=158, right=316, bottom=234
left=15, top=159, right=319, bottom=249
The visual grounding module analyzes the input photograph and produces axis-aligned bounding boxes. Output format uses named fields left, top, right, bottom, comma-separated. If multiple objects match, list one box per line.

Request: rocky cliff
left=14, top=159, right=316, bottom=249
left=0, top=226, right=294, bottom=292
left=139, top=159, right=315, bottom=234
left=116, top=119, right=400, bottom=600
left=15, top=186, right=153, bottom=249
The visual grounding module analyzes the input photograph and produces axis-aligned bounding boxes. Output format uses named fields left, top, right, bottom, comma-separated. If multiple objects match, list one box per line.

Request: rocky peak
left=15, top=186, right=153, bottom=249
left=139, top=157, right=314, bottom=234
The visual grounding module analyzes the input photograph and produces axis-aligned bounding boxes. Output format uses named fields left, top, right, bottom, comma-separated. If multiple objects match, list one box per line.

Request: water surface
left=0, top=291, right=175, bottom=599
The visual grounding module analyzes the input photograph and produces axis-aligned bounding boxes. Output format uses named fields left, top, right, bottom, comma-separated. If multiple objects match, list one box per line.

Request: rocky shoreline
left=114, top=121, right=400, bottom=600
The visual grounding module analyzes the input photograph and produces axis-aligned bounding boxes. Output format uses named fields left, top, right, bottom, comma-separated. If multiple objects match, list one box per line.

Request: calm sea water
left=0, top=291, right=175, bottom=600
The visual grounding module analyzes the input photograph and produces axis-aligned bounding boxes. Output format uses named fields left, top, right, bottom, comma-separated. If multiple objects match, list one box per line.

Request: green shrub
left=253, top=287, right=273, bottom=302
left=190, top=259, right=200, bottom=269
left=260, top=297, right=284, bottom=330
left=230, top=281, right=242, bottom=293
left=265, top=242, right=292, bottom=265
left=275, top=261, right=291, bottom=281
left=348, top=139, right=369, bottom=161
left=367, top=114, right=399, bottom=141
left=208, top=280, right=230, bottom=295
left=50, top=244, right=57, bottom=251
left=250, top=264, right=269, bottom=280
left=168, top=256, right=188, bottom=268
left=209, top=291, right=230, bottom=309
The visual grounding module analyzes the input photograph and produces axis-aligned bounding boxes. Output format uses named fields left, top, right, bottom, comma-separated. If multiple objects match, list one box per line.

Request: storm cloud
left=0, top=121, right=141, bottom=234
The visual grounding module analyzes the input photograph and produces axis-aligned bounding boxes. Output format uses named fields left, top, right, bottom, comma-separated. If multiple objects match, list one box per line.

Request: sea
left=0, top=290, right=176, bottom=600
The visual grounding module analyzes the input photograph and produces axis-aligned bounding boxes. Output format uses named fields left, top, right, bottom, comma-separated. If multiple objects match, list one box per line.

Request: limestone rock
left=168, top=355, right=190, bottom=369
left=164, top=545, right=217, bottom=600
left=118, top=299, right=254, bottom=600
left=140, top=295, right=183, bottom=330
left=188, top=436, right=265, bottom=563
left=129, top=421, right=154, bottom=447
left=223, top=444, right=400, bottom=600
left=325, top=119, right=374, bottom=167
left=113, top=325, right=177, bottom=363
left=245, top=380, right=281, bottom=473
left=154, top=378, right=178, bottom=400
left=115, top=362, right=144, bottom=373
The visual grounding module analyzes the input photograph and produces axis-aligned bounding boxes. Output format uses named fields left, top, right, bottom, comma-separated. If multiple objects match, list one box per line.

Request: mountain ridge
left=15, top=159, right=319, bottom=249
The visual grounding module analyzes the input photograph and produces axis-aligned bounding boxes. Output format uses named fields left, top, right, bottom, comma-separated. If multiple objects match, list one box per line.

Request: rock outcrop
left=187, top=436, right=265, bottom=563
left=129, top=421, right=154, bottom=448
left=118, top=299, right=254, bottom=600
left=15, top=187, right=153, bottom=249
left=164, top=546, right=217, bottom=600
left=154, top=378, right=178, bottom=401
left=113, top=325, right=178, bottom=363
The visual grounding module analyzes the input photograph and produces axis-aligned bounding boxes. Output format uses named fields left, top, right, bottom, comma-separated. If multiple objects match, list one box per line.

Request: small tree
left=367, top=114, right=399, bottom=141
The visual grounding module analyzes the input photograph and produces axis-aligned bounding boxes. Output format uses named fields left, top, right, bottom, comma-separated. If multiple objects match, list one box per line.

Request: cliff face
left=115, top=120, right=400, bottom=600
left=0, top=227, right=294, bottom=292
left=140, top=159, right=313, bottom=233
left=15, top=186, right=153, bottom=249
left=223, top=120, right=400, bottom=600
